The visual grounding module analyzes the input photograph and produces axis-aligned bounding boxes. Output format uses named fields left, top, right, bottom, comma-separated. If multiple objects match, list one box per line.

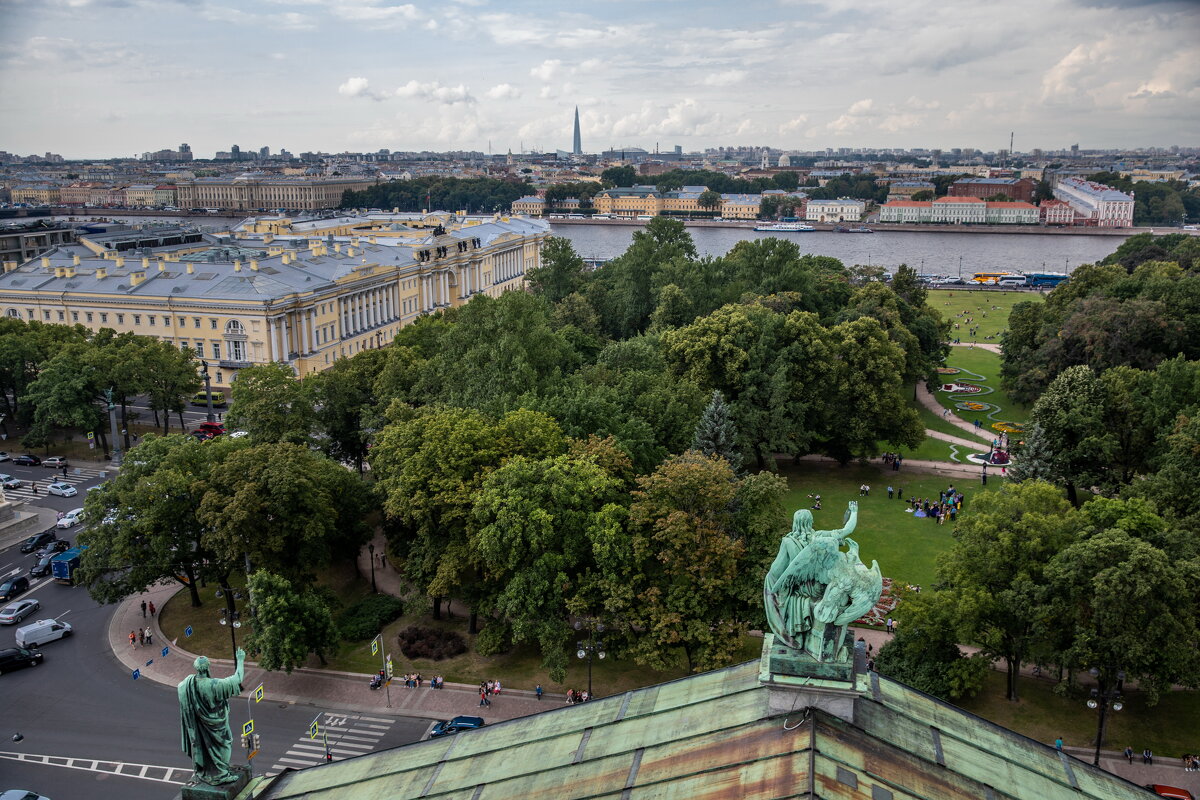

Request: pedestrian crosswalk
left=267, top=713, right=395, bottom=775
left=0, top=466, right=112, bottom=502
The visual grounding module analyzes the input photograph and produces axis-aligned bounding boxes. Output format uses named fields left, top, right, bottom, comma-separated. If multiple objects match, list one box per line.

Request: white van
left=998, top=277, right=1027, bottom=287
left=16, top=618, right=72, bottom=647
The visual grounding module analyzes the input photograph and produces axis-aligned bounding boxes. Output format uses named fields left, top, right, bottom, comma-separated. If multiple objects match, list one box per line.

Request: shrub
left=474, top=621, right=513, bottom=656
left=338, top=594, right=405, bottom=641
left=397, top=625, right=467, bottom=661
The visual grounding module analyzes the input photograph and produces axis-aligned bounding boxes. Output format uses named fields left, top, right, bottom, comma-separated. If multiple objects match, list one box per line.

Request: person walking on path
left=148, top=601, right=156, bottom=617
left=887, top=486, right=893, bottom=499
left=536, top=684, right=543, bottom=701
left=129, top=630, right=137, bottom=648
left=138, top=628, right=145, bottom=646
left=31, top=482, right=37, bottom=495
left=141, top=600, right=147, bottom=618
left=1055, top=737, right=1063, bottom=752
left=145, top=626, right=153, bottom=646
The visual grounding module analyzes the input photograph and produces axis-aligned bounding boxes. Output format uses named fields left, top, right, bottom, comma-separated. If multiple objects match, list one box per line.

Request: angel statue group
left=763, top=501, right=883, bottom=663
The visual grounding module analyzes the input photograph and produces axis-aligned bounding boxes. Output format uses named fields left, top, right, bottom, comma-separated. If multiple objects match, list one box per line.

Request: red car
left=1147, top=786, right=1196, bottom=800
left=191, top=422, right=226, bottom=440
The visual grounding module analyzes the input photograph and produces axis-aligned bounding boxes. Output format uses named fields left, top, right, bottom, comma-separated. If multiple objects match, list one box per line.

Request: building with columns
left=0, top=213, right=548, bottom=386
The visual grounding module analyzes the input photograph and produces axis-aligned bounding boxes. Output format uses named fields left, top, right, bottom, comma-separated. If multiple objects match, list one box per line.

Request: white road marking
left=0, top=750, right=188, bottom=785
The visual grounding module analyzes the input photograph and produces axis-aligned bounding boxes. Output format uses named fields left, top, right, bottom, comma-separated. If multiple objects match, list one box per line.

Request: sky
left=0, top=0, right=1197, bottom=159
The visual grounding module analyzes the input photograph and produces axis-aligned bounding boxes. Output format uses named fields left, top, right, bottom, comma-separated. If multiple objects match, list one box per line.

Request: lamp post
left=1086, top=667, right=1125, bottom=766
left=200, top=360, right=215, bottom=423
left=368, top=542, right=377, bottom=593
left=574, top=619, right=606, bottom=698
left=215, top=587, right=242, bottom=659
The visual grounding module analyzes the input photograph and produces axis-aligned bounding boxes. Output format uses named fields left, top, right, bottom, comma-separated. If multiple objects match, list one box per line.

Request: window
left=5, top=309, right=17, bottom=318
left=134, top=315, right=142, bottom=325
left=229, top=340, right=246, bottom=362
left=100, top=313, right=108, bottom=323
left=71, top=311, right=78, bottom=321
left=57, top=311, right=64, bottom=321
left=87, top=312, right=94, bottom=322
left=193, top=317, right=201, bottom=329
left=163, top=316, right=170, bottom=326
left=116, top=314, right=124, bottom=325
left=224, top=320, right=245, bottom=336
left=26, top=309, right=33, bottom=319
left=149, top=316, right=155, bottom=326
left=212, top=343, right=221, bottom=359
left=43, top=310, right=51, bottom=320
left=210, top=318, right=217, bottom=329
left=178, top=316, right=186, bottom=326
left=216, top=371, right=223, bottom=383
left=194, top=344, right=203, bottom=356
left=180, top=341, right=189, bottom=351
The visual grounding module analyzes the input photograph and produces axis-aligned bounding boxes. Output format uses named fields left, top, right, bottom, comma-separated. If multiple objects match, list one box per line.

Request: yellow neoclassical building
left=0, top=213, right=549, bottom=386
left=174, top=175, right=378, bottom=211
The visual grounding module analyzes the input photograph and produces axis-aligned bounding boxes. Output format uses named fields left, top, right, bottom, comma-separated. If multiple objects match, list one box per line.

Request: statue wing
left=832, top=560, right=883, bottom=626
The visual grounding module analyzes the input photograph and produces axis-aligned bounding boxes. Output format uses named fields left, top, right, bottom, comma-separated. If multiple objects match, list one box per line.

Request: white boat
left=753, top=222, right=815, bottom=232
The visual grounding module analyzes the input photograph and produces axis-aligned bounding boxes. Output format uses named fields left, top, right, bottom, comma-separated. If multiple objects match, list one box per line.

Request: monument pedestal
left=179, top=766, right=252, bottom=800
left=758, top=633, right=864, bottom=724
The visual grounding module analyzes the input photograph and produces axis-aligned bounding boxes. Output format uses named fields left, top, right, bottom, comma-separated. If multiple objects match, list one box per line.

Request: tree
left=936, top=480, right=1077, bottom=701
left=525, top=236, right=587, bottom=304
left=245, top=571, right=339, bottom=672
left=691, top=390, right=741, bottom=469
left=226, top=362, right=315, bottom=444
left=22, top=343, right=111, bottom=453
left=600, top=165, right=637, bottom=187
left=889, top=264, right=926, bottom=308
left=1025, top=366, right=1109, bottom=506
left=307, top=349, right=388, bottom=472
left=140, top=339, right=203, bottom=435
left=877, top=590, right=990, bottom=701
left=1033, top=180, right=1054, bottom=203
left=697, top=189, right=722, bottom=214
left=910, top=190, right=935, bottom=201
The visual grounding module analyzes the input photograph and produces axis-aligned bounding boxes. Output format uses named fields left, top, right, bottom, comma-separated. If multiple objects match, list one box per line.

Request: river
left=551, top=224, right=1127, bottom=277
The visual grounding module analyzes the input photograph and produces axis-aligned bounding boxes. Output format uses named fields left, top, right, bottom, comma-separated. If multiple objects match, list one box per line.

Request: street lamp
left=1085, top=667, right=1125, bottom=766
left=200, top=360, right=215, bottom=423
left=215, top=588, right=242, bottom=659
left=368, top=542, right=377, bottom=593
left=574, top=619, right=606, bottom=698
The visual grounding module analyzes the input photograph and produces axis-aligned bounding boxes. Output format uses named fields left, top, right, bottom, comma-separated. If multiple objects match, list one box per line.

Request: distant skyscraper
left=572, top=107, right=582, bottom=155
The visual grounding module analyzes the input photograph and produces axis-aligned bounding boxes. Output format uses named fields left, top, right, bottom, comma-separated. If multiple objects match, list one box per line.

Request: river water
left=552, top=224, right=1127, bottom=277
left=47, top=214, right=1126, bottom=278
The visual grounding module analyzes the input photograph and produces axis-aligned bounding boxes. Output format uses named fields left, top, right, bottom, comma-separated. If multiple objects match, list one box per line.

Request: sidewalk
left=916, top=382, right=994, bottom=443
left=111, top=581, right=560, bottom=726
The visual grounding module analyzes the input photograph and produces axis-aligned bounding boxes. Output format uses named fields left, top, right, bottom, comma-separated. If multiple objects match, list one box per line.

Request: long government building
left=0, top=212, right=548, bottom=387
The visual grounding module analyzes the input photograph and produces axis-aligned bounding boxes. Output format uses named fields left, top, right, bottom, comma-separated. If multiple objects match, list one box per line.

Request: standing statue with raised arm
left=178, top=648, right=246, bottom=786
left=763, top=501, right=881, bottom=662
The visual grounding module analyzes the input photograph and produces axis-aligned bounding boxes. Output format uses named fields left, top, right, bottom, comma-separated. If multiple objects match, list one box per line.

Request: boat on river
left=753, top=222, right=815, bottom=232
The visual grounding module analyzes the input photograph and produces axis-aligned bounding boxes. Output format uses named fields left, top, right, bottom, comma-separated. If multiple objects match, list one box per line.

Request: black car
left=0, top=576, right=30, bottom=602
left=34, top=539, right=70, bottom=559
left=13, top=454, right=41, bottom=466
left=29, top=557, right=53, bottom=578
left=19, top=531, right=57, bottom=554
left=429, top=716, right=485, bottom=737
left=0, top=646, right=44, bottom=675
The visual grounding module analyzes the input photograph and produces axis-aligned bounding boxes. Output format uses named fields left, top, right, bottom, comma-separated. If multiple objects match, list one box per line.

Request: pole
left=368, top=543, right=377, bottom=593
left=202, top=360, right=215, bottom=423
left=586, top=651, right=593, bottom=697
left=1093, top=698, right=1107, bottom=766
left=107, top=389, right=122, bottom=467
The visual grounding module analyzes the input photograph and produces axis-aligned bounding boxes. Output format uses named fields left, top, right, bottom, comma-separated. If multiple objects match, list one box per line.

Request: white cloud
left=394, top=80, right=476, bottom=105
left=530, top=59, right=561, bottom=81
left=779, top=115, right=809, bottom=135
left=486, top=83, right=521, bottom=100
left=338, top=76, right=386, bottom=101
left=703, top=69, right=746, bottom=87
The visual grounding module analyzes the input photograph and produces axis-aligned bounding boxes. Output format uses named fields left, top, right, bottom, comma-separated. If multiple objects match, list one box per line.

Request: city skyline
left=0, top=0, right=1197, bottom=158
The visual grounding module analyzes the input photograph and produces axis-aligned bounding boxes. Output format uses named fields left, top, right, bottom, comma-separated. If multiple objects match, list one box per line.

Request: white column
left=340, top=299, right=348, bottom=337
left=306, top=311, right=315, bottom=352
left=266, top=318, right=276, bottom=362
left=275, top=316, right=286, bottom=360
left=372, top=289, right=380, bottom=326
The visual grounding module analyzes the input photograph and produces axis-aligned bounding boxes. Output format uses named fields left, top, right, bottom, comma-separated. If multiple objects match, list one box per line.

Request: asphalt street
left=0, top=479, right=431, bottom=799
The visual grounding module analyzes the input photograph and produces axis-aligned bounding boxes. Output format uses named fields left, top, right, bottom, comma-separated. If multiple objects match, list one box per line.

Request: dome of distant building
left=778, top=154, right=792, bottom=167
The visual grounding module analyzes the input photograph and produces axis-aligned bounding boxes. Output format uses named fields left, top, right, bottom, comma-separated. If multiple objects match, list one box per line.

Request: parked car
left=34, top=539, right=70, bottom=559
left=0, top=646, right=44, bottom=675
left=56, top=508, right=85, bottom=529
left=0, top=789, right=52, bottom=800
left=41, top=457, right=68, bottom=469
left=1146, top=786, right=1196, bottom=800
left=28, top=557, right=54, bottom=578
left=0, top=598, right=40, bottom=625
left=0, top=576, right=30, bottom=602
left=15, top=618, right=72, bottom=648
left=12, top=455, right=41, bottom=466
left=19, top=531, right=57, bottom=554
left=0, top=451, right=10, bottom=462
left=429, top=716, right=485, bottom=737
left=46, top=481, right=77, bottom=498
left=0, top=475, right=22, bottom=490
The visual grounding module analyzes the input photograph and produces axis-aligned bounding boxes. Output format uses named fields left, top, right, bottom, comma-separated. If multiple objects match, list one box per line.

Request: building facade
left=0, top=222, right=76, bottom=266
left=879, top=198, right=1038, bottom=225
left=10, top=185, right=60, bottom=205
left=174, top=176, right=378, bottom=212
left=1039, top=199, right=1075, bottom=225
left=0, top=214, right=548, bottom=385
left=593, top=186, right=663, bottom=217
left=948, top=177, right=1036, bottom=202
left=805, top=198, right=865, bottom=223
left=886, top=181, right=934, bottom=201
left=1052, top=177, right=1135, bottom=227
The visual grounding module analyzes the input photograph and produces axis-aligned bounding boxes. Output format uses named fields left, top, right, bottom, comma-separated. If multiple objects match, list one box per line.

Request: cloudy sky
left=0, top=0, right=1196, bottom=158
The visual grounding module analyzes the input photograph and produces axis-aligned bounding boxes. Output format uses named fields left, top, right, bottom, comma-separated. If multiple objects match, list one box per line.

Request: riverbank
left=548, top=217, right=1153, bottom=236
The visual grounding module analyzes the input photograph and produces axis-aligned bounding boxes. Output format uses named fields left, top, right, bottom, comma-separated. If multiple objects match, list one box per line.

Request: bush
left=474, top=621, right=513, bottom=656
left=397, top=625, right=467, bottom=661
left=338, top=594, right=405, bottom=641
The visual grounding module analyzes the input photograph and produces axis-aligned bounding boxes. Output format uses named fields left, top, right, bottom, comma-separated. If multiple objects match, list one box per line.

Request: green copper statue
left=764, top=502, right=882, bottom=662
left=178, top=648, right=246, bottom=785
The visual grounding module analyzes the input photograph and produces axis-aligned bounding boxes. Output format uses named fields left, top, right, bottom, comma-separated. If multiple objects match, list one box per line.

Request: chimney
left=158, top=260, right=167, bottom=272
left=54, top=267, right=66, bottom=278
left=334, top=243, right=342, bottom=253
left=142, top=256, right=150, bottom=268
left=186, top=263, right=195, bottom=274
left=72, top=255, right=81, bottom=266
left=233, top=260, right=242, bottom=272
left=2, top=261, right=17, bottom=273
left=41, top=256, right=51, bottom=268
left=250, top=260, right=259, bottom=271
left=96, top=266, right=108, bottom=279
left=369, top=235, right=377, bottom=244
left=347, top=247, right=356, bottom=257
left=115, top=256, right=125, bottom=268
left=130, top=271, right=146, bottom=287
left=64, top=266, right=76, bottom=278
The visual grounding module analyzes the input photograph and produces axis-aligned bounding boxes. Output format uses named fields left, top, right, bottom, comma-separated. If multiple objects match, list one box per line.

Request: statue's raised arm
left=832, top=501, right=858, bottom=540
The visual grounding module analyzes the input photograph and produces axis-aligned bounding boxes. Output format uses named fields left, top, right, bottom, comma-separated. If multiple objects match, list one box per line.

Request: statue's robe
left=178, top=669, right=244, bottom=784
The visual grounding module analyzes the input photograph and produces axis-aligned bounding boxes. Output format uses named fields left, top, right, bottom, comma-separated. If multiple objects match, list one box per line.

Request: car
left=16, top=618, right=72, bottom=648
left=0, top=790, right=50, bottom=800
left=1146, top=786, right=1196, bottom=800
left=0, top=598, right=40, bottom=625
left=56, top=508, right=85, bottom=529
left=19, top=531, right=57, bottom=554
left=28, top=557, right=54, bottom=578
left=87, top=481, right=108, bottom=493
left=0, top=646, right=44, bottom=675
left=34, top=539, right=69, bottom=559
left=429, top=715, right=485, bottom=737
left=0, top=475, right=22, bottom=490
left=46, top=481, right=77, bottom=498
left=196, top=422, right=226, bottom=436
left=12, top=454, right=41, bottom=466
left=0, top=576, right=30, bottom=602
left=41, top=456, right=68, bottom=468
left=0, top=451, right=10, bottom=462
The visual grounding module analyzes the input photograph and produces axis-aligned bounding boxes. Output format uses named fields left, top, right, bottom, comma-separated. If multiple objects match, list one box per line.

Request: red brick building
left=949, top=177, right=1036, bottom=203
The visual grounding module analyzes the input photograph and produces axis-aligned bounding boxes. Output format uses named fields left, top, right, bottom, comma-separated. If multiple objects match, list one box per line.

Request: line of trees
left=1086, top=172, right=1199, bottom=226
left=341, top=176, right=534, bottom=214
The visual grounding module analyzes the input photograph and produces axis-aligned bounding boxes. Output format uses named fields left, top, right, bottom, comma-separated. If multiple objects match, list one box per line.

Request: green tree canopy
left=245, top=571, right=340, bottom=672
left=226, top=362, right=315, bottom=444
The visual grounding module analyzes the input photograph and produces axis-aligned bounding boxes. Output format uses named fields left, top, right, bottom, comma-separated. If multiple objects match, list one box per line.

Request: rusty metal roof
left=247, top=654, right=1153, bottom=800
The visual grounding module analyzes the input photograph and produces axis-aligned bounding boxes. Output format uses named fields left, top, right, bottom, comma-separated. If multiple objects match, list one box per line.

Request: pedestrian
left=380, top=554, right=386, bottom=569
left=479, top=689, right=489, bottom=707
left=141, top=600, right=147, bottom=618
left=886, top=617, right=894, bottom=634
left=1124, top=746, right=1134, bottom=763
left=494, top=679, right=502, bottom=695
left=61, top=465, right=68, bottom=478
left=138, top=628, right=145, bottom=646
left=31, top=482, right=37, bottom=495
left=1055, top=737, right=1063, bottom=752
left=897, top=487, right=903, bottom=501
left=887, top=486, right=893, bottom=499
left=567, top=689, right=575, bottom=704
left=145, top=626, right=153, bottom=646
left=863, top=484, right=870, bottom=496
left=129, top=630, right=137, bottom=648
left=981, top=467, right=988, bottom=486
left=149, top=601, right=156, bottom=616
left=1143, top=748, right=1153, bottom=765
left=536, top=684, right=543, bottom=701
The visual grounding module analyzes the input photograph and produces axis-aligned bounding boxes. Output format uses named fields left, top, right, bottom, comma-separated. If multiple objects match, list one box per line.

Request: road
left=0, top=489, right=432, bottom=798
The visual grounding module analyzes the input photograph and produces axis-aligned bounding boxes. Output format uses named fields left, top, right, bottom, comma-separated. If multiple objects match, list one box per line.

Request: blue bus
left=1023, top=272, right=1070, bottom=288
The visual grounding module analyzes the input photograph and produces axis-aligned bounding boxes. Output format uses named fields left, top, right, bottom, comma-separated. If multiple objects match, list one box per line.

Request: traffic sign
left=145, top=659, right=154, bottom=667
left=132, top=669, right=140, bottom=680
left=253, top=684, right=265, bottom=703
left=385, top=655, right=393, bottom=680
left=370, top=634, right=380, bottom=657
left=243, top=720, right=254, bottom=736
left=308, top=720, right=319, bottom=740
left=161, top=646, right=169, bottom=658
left=185, top=626, right=193, bottom=638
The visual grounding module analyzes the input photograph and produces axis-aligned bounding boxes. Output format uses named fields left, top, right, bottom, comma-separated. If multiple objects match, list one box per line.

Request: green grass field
left=929, top=288, right=1043, bottom=342
left=933, top=347, right=1031, bottom=433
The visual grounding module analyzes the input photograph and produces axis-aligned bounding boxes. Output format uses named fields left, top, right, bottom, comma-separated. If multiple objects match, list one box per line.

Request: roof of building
left=1057, top=177, right=1134, bottom=202
left=512, top=196, right=545, bottom=204
left=883, top=201, right=933, bottom=208
left=807, top=198, right=866, bottom=206
left=720, top=193, right=762, bottom=204
left=598, top=185, right=662, bottom=198
left=953, top=177, right=1029, bottom=185
left=245, top=652, right=1152, bottom=800
left=986, top=201, right=1038, bottom=209
left=934, top=196, right=985, bottom=203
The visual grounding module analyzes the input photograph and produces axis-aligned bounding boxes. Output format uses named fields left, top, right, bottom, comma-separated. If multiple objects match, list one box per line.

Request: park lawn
left=928, top=288, right=1043, bottom=342
left=956, top=670, right=1200, bottom=758
left=933, top=347, right=1031, bottom=430
left=780, top=462, right=975, bottom=589
left=911, top=393, right=980, bottom=441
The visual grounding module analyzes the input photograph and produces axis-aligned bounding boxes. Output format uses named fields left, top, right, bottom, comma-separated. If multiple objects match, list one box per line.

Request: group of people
left=901, top=484, right=964, bottom=525
left=401, top=673, right=444, bottom=689
left=880, top=452, right=904, bottom=471
left=129, top=627, right=154, bottom=647
left=478, top=679, right=502, bottom=706
left=1124, top=746, right=1156, bottom=765
left=1181, top=753, right=1198, bottom=771
left=857, top=484, right=871, bottom=496
left=565, top=688, right=592, bottom=704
